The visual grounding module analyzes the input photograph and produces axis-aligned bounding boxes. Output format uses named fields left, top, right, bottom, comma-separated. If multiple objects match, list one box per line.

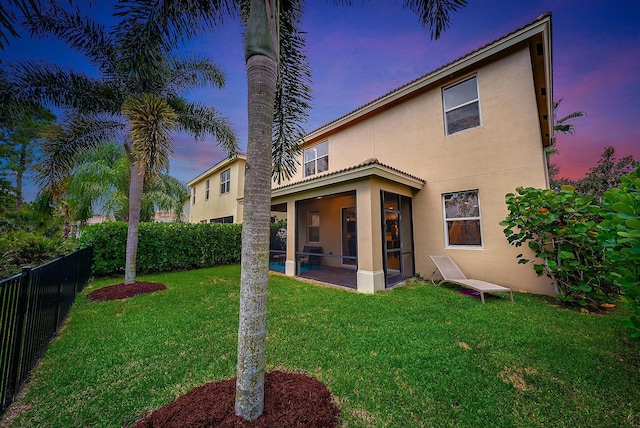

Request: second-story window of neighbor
left=205, top=179, right=210, bottom=200
left=443, top=75, right=481, bottom=135
left=192, top=187, right=196, bottom=205
left=220, top=169, right=231, bottom=194
left=304, top=140, right=329, bottom=177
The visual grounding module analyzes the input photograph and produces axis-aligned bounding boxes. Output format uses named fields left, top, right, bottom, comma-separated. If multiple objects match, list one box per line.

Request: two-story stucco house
left=189, top=14, right=556, bottom=296
left=187, top=154, right=246, bottom=224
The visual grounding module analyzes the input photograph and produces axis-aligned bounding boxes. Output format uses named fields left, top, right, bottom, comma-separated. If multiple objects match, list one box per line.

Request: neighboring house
left=187, top=154, right=246, bottom=224
left=191, top=14, right=556, bottom=296
left=153, top=211, right=186, bottom=223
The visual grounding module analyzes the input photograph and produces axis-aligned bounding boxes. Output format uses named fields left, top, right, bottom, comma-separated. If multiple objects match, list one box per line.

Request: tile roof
left=272, top=157, right=425, bottom=192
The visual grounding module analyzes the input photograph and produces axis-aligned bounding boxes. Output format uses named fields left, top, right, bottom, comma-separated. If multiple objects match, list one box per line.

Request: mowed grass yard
left=2, top=265, right=639, bottom=427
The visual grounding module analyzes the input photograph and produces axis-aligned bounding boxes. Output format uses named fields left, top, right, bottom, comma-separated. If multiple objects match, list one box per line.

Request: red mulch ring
left=86, top=281, right=167, bottom=301
left=133, top=370, right=341, bottom=427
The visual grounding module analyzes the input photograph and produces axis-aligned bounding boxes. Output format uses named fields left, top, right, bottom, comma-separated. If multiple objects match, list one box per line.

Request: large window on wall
left=192, top=187, right=196, bottom=205
left=308, top=211, right=320, bottom=243
left=304, top=141, right=328, bottom=177
left=443, top=75, right=480, bottom=135
left=220, top=169, right=230, bottom=194
left=205, top=179, right=210, bottom=200
left=443, top=190, right=482, bottom=246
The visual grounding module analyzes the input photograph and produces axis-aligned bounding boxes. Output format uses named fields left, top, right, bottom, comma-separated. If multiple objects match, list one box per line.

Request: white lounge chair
left=429, top=255, right=514, bottom=304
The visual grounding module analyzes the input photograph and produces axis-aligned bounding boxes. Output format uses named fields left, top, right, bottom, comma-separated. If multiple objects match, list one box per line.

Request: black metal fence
left=0, top=246, right=93, bottom=415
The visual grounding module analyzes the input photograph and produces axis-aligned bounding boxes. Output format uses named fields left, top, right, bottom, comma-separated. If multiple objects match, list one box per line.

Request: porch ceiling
left=271, top=158, right=425, bottom=198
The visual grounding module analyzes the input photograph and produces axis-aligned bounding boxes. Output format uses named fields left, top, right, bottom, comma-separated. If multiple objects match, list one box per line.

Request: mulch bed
left=85, top=282, right=341, bottom=427
left=133, top=370, right=341, bottom=428
left=86, top=281, right=167, bottom=301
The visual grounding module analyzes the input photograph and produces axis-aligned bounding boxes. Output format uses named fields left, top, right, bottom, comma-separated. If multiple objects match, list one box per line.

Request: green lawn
left=3, top=265, right=639, bottom=427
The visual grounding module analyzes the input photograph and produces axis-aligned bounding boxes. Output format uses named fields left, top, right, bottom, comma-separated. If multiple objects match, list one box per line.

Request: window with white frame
left=443, top=190, right=482, bottom=246
left=220, top=169, right=230, bottom=194
left=308, top=211, right=320, bottom=243
left=192, top=187, right=196, bottom=205
left=205, top=179, right=210, bottom=200
left=304, top=141, right=329, bottom=177
left=443, top=76, right=481, bottom=135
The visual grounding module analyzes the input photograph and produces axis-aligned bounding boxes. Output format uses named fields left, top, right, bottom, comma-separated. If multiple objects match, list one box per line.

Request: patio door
left=382, top=191, right=414, bottom=287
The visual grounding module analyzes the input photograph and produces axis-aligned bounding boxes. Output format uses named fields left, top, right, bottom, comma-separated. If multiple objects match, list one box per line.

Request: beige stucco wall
left=278, top=47, right=554, bottom=295
left=188, top=158, right=245, bottom=224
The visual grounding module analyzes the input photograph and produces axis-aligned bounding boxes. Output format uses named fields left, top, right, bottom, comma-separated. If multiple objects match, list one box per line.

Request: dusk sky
left=3, top=0, right=639, bottom=202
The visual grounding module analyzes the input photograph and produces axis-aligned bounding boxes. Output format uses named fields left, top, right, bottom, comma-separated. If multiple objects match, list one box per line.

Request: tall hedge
left=79, top=222, right=242, bottom=277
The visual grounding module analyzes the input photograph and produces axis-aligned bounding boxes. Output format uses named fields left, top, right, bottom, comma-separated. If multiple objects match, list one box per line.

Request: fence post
left=54, top=254, right=66, bottom=326
left=8, top=266, right=31, bottom=404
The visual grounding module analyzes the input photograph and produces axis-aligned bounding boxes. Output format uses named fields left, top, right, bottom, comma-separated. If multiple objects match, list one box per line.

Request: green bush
left=500, top=186, right=616, bottom=310
left=0, top=231, right=78, bottom=278
left=600, top=167, right=640, bottom=337
left=78, top=222, right=242, bottom=277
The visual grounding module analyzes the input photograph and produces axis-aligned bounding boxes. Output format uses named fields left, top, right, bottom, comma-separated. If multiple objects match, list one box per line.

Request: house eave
left=271, top=162, right=425, bottom=198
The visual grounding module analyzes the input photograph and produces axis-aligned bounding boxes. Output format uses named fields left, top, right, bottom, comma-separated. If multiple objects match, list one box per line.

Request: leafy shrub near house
left=79, top=222, right=242, bottom=277
left=600, top=167, right=640, bottom=337
left=500, top=186, right=616, bottom=310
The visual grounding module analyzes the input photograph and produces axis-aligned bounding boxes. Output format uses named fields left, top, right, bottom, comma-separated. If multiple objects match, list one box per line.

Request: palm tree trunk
left=124, top=161, right=144, bottom=285
left=235, top=52, right=277, bottom=421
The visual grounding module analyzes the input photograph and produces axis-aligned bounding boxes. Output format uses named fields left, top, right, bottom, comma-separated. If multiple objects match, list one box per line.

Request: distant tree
left=576, top=146, right=638, bottom=205
left=548, top=98, right=586, bottom=187
left=0, top=106, right=56, bottom=210
left=552, top=98, right=585, bottom=138
left=0, top=173, right=16, bottom=212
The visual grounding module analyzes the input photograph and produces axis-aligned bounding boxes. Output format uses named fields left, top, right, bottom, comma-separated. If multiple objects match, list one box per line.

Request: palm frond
left=7, top=60, right=123, bottom=114
left=112, top=0, right=236, bottom=85
left=553, top=99, right=585, bottom=135
left=169, top=97, right=239, bottom=155
left=404, top=0, right=467, bottom=40
left=33, top=115, right=126, bottom=193
left=24, top=2, right=118, bottom=74
left=164, top=55, right=226, bottom=95
left=272, top=0, right=312, bottom=183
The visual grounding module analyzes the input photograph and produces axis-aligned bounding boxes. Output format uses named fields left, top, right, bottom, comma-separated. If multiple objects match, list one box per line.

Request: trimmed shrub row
left=79, top=222, right=242, bottom=277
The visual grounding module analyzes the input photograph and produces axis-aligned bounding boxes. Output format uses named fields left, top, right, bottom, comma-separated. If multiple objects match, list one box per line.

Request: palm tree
left=547, top=99, right=586, bottom=186
left=6, top=2, right=238, bottom=285
left=66, top=142, right=189, bottom=224
left=238, top=0, right=465, bottom=419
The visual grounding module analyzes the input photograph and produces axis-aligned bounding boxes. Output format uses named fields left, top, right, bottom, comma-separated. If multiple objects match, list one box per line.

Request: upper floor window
left=192, top=187, right=196, bottom=205
left=304, top=141, right=329, bottom=177
left=205, top=179, right=210, bottom=200
left=220, top=169, right=230, bottom=194
left=443, top=190, right=482, bottom=247
left=443, top=76, right=481, bottom=135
